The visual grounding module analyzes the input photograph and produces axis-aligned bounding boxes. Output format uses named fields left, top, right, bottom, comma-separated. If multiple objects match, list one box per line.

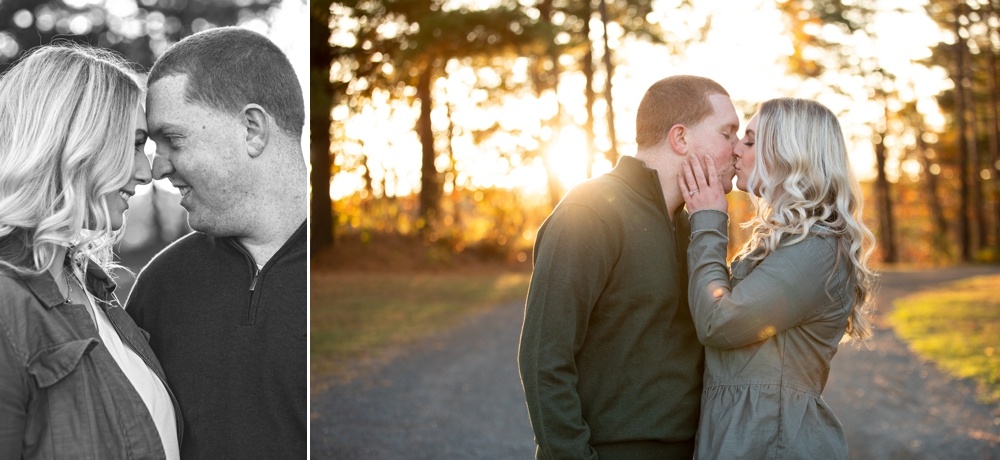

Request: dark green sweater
left=518, top=156, right=704, bottom=460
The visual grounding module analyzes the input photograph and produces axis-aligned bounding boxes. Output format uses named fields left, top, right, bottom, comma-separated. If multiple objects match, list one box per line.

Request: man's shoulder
left=557, top=173, right=629, bottom=210
left=136, top=232, right=235, bottom=277
left=176, top=230, right=224, bottom=247
left=127, top=232, right=242, bottom=311
left=536, top=175, right=629, bottom=243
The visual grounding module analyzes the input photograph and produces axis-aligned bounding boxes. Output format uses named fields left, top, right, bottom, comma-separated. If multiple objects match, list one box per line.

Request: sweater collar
left=608, top=156, right=688, bottom=224
left=610, top=155, right=669, bottom=206
left=226, top=219, right=307, bottom=267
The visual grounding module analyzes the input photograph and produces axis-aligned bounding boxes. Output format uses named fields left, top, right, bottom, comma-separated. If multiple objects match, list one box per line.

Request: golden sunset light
left=330, top=0, right=948, bottom=203
left=316, top=1, right=1000, bottom=457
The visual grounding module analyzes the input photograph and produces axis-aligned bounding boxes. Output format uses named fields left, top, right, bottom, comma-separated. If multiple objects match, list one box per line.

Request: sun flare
left=542, top=125, right=614, bottom=193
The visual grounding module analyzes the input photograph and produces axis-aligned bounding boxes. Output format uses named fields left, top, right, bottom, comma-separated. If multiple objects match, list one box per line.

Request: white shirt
left=83, top=287, right=180, bottom=460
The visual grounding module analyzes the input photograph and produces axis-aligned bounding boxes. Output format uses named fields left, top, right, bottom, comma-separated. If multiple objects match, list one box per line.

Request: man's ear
left=667, top=123, right=688, bottom=155
left=243, top=104, right=270, bottom=158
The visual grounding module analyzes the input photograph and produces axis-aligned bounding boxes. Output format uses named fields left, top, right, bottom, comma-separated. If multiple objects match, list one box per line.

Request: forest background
left=315, top=0, right=1000, bottom=270
left=0, top=0, right=308, bottom=294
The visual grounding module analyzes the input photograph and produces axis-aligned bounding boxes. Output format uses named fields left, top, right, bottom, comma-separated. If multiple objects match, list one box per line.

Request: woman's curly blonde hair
left=0, top=44, right=144, bottom=276
left=740, top=97, right=878, bottom=340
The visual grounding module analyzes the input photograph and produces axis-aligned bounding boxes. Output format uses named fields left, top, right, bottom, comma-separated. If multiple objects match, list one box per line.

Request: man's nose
left=151, top=153, right=173, bottom=180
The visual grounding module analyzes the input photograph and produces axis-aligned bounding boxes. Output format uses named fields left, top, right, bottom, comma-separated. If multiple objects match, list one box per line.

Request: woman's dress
left=687, top=210, right=853, bottom=459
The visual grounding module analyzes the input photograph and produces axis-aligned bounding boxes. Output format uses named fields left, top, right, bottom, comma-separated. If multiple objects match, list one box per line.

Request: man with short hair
left=127, top=26, right=306, bottom=459
left=518, top=75, right=739, bottom=459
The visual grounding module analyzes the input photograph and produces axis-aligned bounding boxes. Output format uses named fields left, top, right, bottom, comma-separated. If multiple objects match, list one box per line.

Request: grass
left=310, top=270, right=531, bottom=389
left=890, top=275, right=1000, bottom=405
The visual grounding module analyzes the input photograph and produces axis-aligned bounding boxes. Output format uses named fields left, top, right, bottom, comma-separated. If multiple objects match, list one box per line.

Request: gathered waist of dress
left=703, top=377, right=823, bottom=397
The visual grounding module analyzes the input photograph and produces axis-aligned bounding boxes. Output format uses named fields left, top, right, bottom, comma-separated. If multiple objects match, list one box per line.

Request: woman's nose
left=134, top=151, right=153, bottom=185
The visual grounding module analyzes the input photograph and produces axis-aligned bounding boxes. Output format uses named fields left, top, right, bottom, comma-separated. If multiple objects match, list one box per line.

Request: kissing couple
left=519, top=75, right=877, bottom=459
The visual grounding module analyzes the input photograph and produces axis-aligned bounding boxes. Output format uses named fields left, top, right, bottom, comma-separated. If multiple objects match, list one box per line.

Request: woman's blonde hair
left=741, top=98, right=877, bottom=340
left=0, top=44, right=143, bottom=276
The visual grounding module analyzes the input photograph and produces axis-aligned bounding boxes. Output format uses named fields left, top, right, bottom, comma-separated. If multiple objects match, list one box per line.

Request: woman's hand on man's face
left=679, top=154, right=728, bottom=213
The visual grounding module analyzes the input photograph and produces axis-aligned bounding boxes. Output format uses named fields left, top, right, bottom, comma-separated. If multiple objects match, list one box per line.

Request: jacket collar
left=0, top=229, right=117, bottom=309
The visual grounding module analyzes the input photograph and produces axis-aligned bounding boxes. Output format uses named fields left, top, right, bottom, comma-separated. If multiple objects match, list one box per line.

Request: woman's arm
left=687, top=211, right=843, bottom=349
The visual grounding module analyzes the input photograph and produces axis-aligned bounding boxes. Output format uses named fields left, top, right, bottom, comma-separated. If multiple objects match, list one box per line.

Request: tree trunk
left=583, top=9, right=597, bottom=179
left=598, top=0, right=619, bottom=165
left=961, top=31, right=986, bottom=252
left=955, top=3, right=973, bottom=262
left=874, top=98, right=896, bottom=263
left=986, top=1, right=1000, bottom=252
left=360, top=154, right=374, bottom=198
left=916, top=135, right=950, bottom=259
left=446, top=100, right=458, bottom=196
left=445, top=99, right=462, bottom=228
left=309, top=2, right=334, bottom=251
left=537, top=0, right=564, bottom=208
left=417, top=62, right=439, bottom=232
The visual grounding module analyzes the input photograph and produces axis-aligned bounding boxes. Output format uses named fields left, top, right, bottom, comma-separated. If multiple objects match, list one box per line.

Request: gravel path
left=311, top=265, right=1000, bottom=459
left=824, top=265, right=1000, bottom=459
left=311, top=298, right=534, bottom=459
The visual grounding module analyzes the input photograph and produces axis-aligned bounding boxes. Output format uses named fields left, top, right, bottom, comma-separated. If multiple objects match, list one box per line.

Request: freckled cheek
left=169, top=156, right=193, bottom=176
left=719, top=140, right=734, bottom=156
left=715, top=146, right=734, bottom=165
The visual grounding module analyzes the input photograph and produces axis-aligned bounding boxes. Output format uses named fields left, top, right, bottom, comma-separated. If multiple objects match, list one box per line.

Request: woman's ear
left=668, top=123, right=688, bottom=155
left=242, top=104, right=270, bottom=158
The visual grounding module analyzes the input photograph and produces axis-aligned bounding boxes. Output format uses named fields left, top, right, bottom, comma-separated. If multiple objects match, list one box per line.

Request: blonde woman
left=679, top=97, right=876, bottom=459
left=0, top=45, right=181, bottom=459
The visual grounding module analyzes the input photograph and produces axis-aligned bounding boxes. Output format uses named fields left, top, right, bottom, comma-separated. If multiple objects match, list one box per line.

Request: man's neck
left=237, top=216, right=303, bottom=267
left=636, top=150, right=684, bottom=220
left=238, top=154, right=307, bottom=265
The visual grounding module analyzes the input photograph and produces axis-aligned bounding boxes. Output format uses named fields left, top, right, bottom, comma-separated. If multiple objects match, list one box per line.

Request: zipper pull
left=249, top=268, right=259, bottom=292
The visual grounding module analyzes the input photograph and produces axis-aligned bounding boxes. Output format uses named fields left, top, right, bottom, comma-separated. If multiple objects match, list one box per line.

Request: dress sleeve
left=0, top=312, right=26, bottom=459
left=687, top=210, right=842, bottom=349
left=518, top=204, right=613, bottom=460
